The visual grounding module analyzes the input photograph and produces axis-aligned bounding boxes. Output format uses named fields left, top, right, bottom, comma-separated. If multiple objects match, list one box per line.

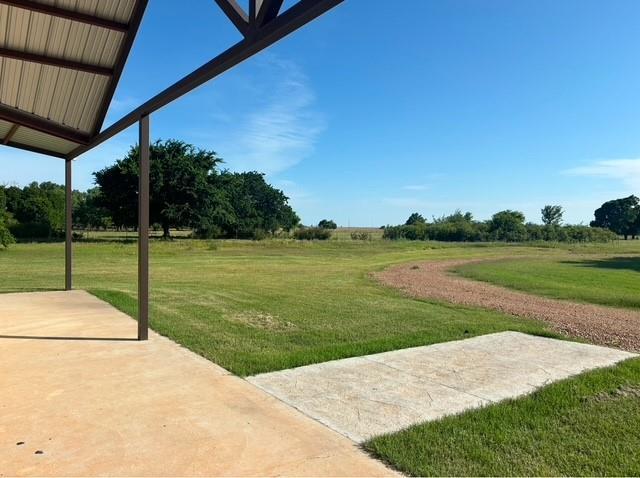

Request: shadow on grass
left=560, top=256, right=640, bottom=273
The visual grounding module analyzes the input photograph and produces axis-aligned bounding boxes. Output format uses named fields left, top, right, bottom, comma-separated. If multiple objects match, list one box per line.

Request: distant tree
left=318, top=219, right=337, bottom=229
left=433, top=209, right=473, bottom=224
left=74, top=188, right=111, bottom=229
left=0, top=187, right=15, bottom=247
left=95, top=140, right=222, bottom=238
left=590, top=195, right=640, bottom=239
left=541, top=205, right=564, bottom=226
left=4, top=182, right=65, bottom=239
left=405, top=212, right=426, bottom=225
left=488, top=210, right=527, bottom=242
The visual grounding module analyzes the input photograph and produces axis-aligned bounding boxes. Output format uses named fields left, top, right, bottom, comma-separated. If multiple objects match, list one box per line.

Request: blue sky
left=2, top=0, right=640, bottom=226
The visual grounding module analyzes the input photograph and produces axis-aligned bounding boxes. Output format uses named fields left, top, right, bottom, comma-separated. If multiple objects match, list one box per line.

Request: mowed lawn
left=366, top=357, right=640, bottom=476
left=455, top=252, right=640, bottom=310
left=0, top=239, right=554, bottom=375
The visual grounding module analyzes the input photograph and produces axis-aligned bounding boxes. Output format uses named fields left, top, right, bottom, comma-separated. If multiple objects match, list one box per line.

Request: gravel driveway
left=375, top=259, right=640, bottom=352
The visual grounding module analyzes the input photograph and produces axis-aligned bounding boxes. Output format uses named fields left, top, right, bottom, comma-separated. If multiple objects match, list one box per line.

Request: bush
left=9, top=222, right=60, bottom=240
left=252, top=228, right=268, bottom=241
left=0, top=220, right=15, bottom=248
left=294, top=227, right=332, bottom=240
left=383, top=211, right=618, bottom=244
left=350, top=231, right=371, bottom=241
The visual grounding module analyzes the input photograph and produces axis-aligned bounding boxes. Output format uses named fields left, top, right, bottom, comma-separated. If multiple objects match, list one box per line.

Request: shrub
left=350, top=231, right=371, bottom=241
left=0, top=220, right=14, bottom=248
left=294, top=227, right=332, bottom=240
left=382, top=210, right=617, bottom=244
left=252, top=228, right=268, bottom=241
left=9, top=222, right=59, bottom=240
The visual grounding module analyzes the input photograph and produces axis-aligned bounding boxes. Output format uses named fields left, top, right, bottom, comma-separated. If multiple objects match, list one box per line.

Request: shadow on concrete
left=0, top=335, right=138, bottom=341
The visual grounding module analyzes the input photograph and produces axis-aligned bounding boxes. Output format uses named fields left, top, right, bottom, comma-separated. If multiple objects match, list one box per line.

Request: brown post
left=65, top=158, right=72, bottom=290
left=138, top=114, right=150, bottom=340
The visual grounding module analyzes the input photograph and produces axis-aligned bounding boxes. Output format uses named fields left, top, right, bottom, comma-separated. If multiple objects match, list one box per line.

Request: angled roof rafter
left=0, top=47, right=113, bottom=76
left=90, top=0, right=148, bottom=135
left=255, top=0, right=285, bottom=27
left=214, top=0, right=250, bottom=37
left=0, top=0, right=129, bottom=32
left=2, top=123, right=19, bottom=144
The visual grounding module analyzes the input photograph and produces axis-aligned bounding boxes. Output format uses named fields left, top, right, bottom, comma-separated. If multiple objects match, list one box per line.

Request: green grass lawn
left=455, top=252, right=640, bottom=309
left=0, top=239, right=560, bottom=375
left=365, top=357, right=640, bottom=476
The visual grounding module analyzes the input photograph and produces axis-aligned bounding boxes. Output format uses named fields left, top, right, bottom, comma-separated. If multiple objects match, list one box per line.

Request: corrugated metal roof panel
left=10, top=125, right=79, bottom=154
left=29, top=0, right=136, bottom=24
left=0, top=0, right=145, bottom=158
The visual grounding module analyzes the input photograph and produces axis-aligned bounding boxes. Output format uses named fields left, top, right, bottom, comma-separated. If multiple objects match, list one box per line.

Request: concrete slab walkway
left=0, top=291, right=393, bottom=477
left=249, top=332, right=636, bottom=442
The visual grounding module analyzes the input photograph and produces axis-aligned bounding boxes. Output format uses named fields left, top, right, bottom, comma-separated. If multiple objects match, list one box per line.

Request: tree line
left=383, top=206, right=619, bottom=243
left=1, top=137, right=639, bottom=247
left=0, top=140, right=300, bottom=244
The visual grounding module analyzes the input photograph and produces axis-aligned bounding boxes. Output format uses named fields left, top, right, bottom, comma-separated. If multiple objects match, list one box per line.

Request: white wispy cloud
left=564, top=159, right=640, bottom=191
left=402, top=184, right=429, bottom=191
left=221, top=57, right=325, bottom=175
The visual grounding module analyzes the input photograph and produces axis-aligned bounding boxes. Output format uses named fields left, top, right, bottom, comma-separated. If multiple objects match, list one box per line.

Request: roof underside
left=0, top=0, right=145, bottom=157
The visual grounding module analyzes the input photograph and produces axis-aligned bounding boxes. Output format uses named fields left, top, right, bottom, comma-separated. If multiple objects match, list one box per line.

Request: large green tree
left=201, top=171, right=299, bottom=238
left=94, top=139, right=299, bottom=239
left=95, top=140, right=221, bottom=238
left=590, top=196, right=639, bottom=239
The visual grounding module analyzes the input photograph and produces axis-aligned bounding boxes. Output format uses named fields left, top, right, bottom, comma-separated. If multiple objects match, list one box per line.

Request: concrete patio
left=0, top=290, right=392, bottom=477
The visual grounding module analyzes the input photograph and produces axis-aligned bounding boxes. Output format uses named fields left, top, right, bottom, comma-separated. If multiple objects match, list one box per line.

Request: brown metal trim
left=256, top=0, right=284, bottom=27
left=2, top=140, right=69, bottom=158
left=0, top=47, right=113, bottom=76
left=2, top=123, right=19, bottom=144
left=0, top=0, right=129, bottom=32
left=69, top=0, right=344, bottom=159
left=137, top=114, right=150, bottom=341
left=214, top=0, right=249, bottom=36
left=65, top=159, right=73, bottom=291
left=90, top=0, right=148, bottom=135
left=0, top=103, right=90, bottom=144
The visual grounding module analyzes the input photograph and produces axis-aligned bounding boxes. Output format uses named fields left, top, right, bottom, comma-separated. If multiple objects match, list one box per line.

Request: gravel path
left=375, top=259, right=640, bottom=352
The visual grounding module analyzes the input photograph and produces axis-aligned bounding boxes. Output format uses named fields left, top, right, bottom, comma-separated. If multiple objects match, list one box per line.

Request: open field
left=1, top=240, right=639, bottom=376
left=0, top=239, right=559, bottom=376
left=366, top=357, right=640, bottom=476
left=456, top=254, right=640, bottom=310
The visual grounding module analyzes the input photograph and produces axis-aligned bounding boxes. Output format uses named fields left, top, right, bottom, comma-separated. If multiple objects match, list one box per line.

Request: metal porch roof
left=0, top=0, right=147, bottom=158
